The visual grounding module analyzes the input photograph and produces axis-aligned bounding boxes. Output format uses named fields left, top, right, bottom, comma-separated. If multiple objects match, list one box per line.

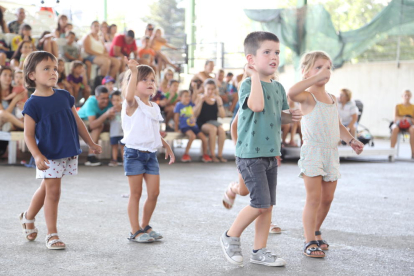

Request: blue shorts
left=124, top=147, right=159, bottom=176
left=181, top=126, right=201, bottom=135
left=236, top=157, right=278, bottom=209
left=83, top=55, right=95, bottom=63
left=110, top=136, right=124, bottom=145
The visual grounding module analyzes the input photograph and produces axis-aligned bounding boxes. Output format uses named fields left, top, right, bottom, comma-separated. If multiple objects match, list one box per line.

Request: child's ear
left=28, top=71, right=35, bottom=81
left=246, top=54, right=254, bottom=65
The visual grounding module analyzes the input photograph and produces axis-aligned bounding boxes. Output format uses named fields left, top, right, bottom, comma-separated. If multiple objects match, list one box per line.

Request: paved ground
left=1, top=154, right=413, bottom=276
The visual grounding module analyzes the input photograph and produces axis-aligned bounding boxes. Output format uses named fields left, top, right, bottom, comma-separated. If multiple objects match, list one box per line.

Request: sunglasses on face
left=147, top=28, right=154, bottom=31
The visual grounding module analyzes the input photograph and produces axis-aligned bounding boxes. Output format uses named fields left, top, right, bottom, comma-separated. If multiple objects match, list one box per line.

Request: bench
left=0, top=131, right=111, bottom=164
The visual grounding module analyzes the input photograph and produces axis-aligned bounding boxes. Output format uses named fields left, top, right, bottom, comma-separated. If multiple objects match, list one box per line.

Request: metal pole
left=185, top=0, right=195, bottom=71
left=104, top=0, right=107, bottom=21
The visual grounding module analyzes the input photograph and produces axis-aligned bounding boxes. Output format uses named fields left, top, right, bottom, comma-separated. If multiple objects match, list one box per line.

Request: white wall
left=278, top=61, right=414, bottom=137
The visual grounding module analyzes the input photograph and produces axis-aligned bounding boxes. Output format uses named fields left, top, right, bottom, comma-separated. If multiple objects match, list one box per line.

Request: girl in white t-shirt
left=121, top=57, right=175, bottom=243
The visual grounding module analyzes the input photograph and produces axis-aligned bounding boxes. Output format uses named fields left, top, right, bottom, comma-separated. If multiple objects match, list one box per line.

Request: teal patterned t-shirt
left=235, top=77, right=289, bottom=158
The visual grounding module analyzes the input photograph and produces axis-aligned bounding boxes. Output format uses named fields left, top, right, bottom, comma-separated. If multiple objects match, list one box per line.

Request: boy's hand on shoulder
left=89, top=143, right=102, bottom=154
left=124, top=56, right=139, bottom=72
left=289, top=108, right=303, bottom=122
left=35, top=155, right=50, bottom=170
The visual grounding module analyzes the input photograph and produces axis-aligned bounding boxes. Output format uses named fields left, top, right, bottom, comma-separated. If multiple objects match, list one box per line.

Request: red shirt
left=109, top=34, right=137, bottom=57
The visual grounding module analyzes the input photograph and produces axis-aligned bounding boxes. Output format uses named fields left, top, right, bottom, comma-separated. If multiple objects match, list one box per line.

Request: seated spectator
left=338, top=88, right=358, bottom=137
left=189, top=76, right=203, bottom=103
left=77, top=85, right=114, bottom=166
left=55, top=14, right=68, bottom=38
left=150, top=28, right=179, bottom=72
left=65, top=23, right=73, bottom=35
left=0, top=38, right=12, bottom=66
left=11, top=24, right=35, bottom=51
left=151, top=89, right=167, bottom=110
left=10, top=70, right=27, bottom=120
left=109, top=30, right=138, bottom=72
left=67, top=61, right=91, bottom=102
left=143, top=23, right=154, bottom=45
left=82, top=21, right=120, bottom=80
left=7, top=7, right=25, bottom=34
left=216, top=69, right=238, bottom=115
left=0, top=6, right=9, bottom=33
left=194, top=79, right=226, bottom=163
left=138, top=36, right=156, bottom=69
left=196, top=60, right=215, bottom=82
left=61, top=31, right=82, bottom=62
left=164, top=79, right=180, bottom=130
left=391, top=89, right=414, bottom=158
left=159, top=68, right=174, bottom=93
left=100, top=21, right=110, bottom=43
left=0, top=66, right=24, bottom=130
left=174, top=90, right=211, bottom=162
left=107, top=24, right=117, bottom=43
left=10, top=40, right=34, bottom=70
left=108, top=90, right=124, bottom=167
left=102, top=76, right=115, bottom=93
left=57, top=58, right=73, bottom=95
left=37, top=31, right=59, bottom=57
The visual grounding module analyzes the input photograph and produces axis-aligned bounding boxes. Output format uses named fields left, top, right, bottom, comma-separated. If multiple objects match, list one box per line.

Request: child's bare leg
left=84, top=60, right=92, bottom=83
left=281, top=124, right=290, bottom=144
left=111, top=144, right=118, bottom=161
left=72, top=85, right=80, bottom=101
left=315, top=180, right=337, bottom=248
left=227, top=206, right=267, bottom=237
left=141, top=174, right=160, bottom=229
left=254, top=206, right=273, bottom=249
left=289, top=122, right=299, bottom=146
left=184, top=130, right=196, bottom=155
left=44, top=178, right=64, bottom=246
left=217, top=126, right=227, bottom=161
left=202, top=124, right=218, bottom=161
left=197, top=132, right=209, bottom=155
left=25, top=181, right=46, bottom=239
left=302, top=175, right=324, bottom=255
left=128, top=175, right=144, bottom=234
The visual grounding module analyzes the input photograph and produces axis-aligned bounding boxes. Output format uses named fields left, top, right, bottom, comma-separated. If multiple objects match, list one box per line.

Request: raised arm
left=288, top=67, right=330, bottom=103
left=124, top=56, right=139, bottom=110
left=245, top=64, right=264, bottom=112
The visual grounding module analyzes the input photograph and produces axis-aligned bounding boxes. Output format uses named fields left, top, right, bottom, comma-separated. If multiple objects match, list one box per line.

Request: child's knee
left=148, top=190, right=160, bottom=200
left=256, top=206, right=272, bottom=214
left=321, top=195, right=334, bottom=206
left=130, top=190, right=142, bottom=200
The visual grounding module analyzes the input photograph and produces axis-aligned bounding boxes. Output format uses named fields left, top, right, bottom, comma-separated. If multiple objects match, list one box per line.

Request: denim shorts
left=236, top=157, right=278, bottom=208
left=124, top=147, right=159, bottom=176
left=110, top=136, right=125, bottom=146
left=83, top=55, right=95, bottom=63
left=181, top=126, right=201, bottom=135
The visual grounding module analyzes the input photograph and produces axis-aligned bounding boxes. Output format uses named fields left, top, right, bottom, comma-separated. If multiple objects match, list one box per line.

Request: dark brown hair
left=0, top=66, right=13, bottom=102
left=121, top=65, right=155, bottom=97
left=56, top=14, right=68, bottom=34
left=19, top=23, right=32, bottom=40
left=70, top=60, right=83, bottom=75
left=168, top=79, right=178, bottom=87
left=244, top=31, right=279, bottom=56
left=23, top=51, right=57, bottom=88
left=11, top=40, right=33, bottom=62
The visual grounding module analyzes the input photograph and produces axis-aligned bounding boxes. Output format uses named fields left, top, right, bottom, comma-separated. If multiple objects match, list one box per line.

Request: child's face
left=58, top=61, right=65, bottom=73
left=14, top=73, right=24, bottom=86
left=21, top=42, right=33, bottom=55
left=217, top=71, right=224, bottom=81
left=225, top=75, right=233, bottom=83
left=0, top=69, right=12, bottom=86
left=136, top=73, right=156, bottom=96
left=180, top=92, right=191, bottom=105
left=59, top=17, right=68, bottom=27
left=204, top=84, right=216, bottom=96
left=22, top=29, right=31, bottom=37
left=74, top=65, right=84, bottom=75
left=67, top=34, right=75, bottom=44
left=111, top=94, right=122, bottom=107
left=249, top=40, right=280, bottom=76
left=305, top=58, right=332, bottom=85
left=105, top=82, right=114, bottom=92
left=29, top=58, right=58, bottom=87
left=169, top=82, right=179, bottom=93
left=66, top=24, right=73, bottom=32
left=165, top=70, right=173, bottom=81
left=205, top=62, right=214, bottom=73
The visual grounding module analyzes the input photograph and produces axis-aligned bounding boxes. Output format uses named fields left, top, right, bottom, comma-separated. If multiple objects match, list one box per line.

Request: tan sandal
left=222, top=182, right=237, bottom=209
left=45, top=233, right=66, bottom=250
left=269, top=223, right=282, bottom=234
left=18, top=212, right=38, bottom=241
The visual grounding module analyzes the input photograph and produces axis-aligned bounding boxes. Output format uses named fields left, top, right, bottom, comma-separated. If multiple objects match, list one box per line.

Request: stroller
left=354, top=100, right=374, bottom=147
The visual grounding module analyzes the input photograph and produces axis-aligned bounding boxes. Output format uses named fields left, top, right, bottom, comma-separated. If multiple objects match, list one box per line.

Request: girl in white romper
left=288, top=51, right=364, bottom=258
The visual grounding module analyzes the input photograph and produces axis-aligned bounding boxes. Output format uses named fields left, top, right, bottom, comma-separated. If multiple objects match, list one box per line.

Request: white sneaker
left=250, top=248, right=286, bottom=267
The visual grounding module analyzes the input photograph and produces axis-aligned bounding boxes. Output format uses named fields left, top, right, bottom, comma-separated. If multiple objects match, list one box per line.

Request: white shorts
left=36, top=156, right=78, bottom=179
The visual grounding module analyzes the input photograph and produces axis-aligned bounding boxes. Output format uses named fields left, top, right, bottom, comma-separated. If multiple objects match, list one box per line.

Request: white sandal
left=45, top=233, right=66, bottom=250
left=18, top=212, right=38, bottom=241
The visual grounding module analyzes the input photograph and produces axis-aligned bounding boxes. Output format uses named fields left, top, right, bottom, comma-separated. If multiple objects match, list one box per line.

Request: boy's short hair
left=178, top=90, right=189, bottom=97
left=126, top=30, right=135, bottom=39
left=67, top=31, right=75, bottom=37
left=95, top=85, right=109, bottom=96
left=57, top=58, right=65, bottom=63
left=204, top=78, right=216, bottom=87
left=168, top=79, right=179, bottom=86
left=70, top=60, right=83, bottom=74
left=244, top=31, right=280, bottom=56
left=111, top=90, right=122, bottom=97
left=226, top=72, right=233, bottom=77
left=23, top=51, right=57, bottom=88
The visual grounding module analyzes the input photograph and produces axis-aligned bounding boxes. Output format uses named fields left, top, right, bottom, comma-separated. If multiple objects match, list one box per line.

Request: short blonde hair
left=300, top=51, right=332, bottom=79
left=404, top=89, right=412, bottom=96
left=340, top=88, right=352, bottom=101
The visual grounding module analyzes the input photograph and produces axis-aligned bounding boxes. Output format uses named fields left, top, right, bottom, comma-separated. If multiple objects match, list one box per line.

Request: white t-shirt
left=338, top=100, right=358, bottom=126
left=121, top=96, right=164, bottom=152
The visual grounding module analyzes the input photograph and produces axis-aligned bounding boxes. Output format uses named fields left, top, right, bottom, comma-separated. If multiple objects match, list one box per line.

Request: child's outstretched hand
left=124, top=56, right=139, bottom=72
left=350, top=139, right=364, bottom=155
left=35, top=154, right=50, bottom=170
left=165, top=146, right=175, bottom=165
left=244, top=63, right=258, bottom=76
left=289, top=108, right=303, bottom=122
left=316, top=67, right=331, bottom=82
left=89, top=143, right=102, bottom=155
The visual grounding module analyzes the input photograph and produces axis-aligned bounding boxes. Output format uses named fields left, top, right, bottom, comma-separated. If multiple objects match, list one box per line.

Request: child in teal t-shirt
left=220, top=31, right=302, bottom=267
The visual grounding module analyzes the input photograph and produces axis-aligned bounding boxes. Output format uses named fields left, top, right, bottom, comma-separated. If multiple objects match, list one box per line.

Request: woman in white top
left=338, top=88, right=358, bottom=137
left=82, top=21, right=120, bottom=79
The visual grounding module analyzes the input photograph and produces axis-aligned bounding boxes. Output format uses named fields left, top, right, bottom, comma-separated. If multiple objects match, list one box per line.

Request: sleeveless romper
left=298, top=93, right=341, bottom=182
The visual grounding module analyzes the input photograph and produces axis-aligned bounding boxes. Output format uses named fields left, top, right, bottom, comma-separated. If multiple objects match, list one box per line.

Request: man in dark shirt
left=8, top=7, right=25, bottom=34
